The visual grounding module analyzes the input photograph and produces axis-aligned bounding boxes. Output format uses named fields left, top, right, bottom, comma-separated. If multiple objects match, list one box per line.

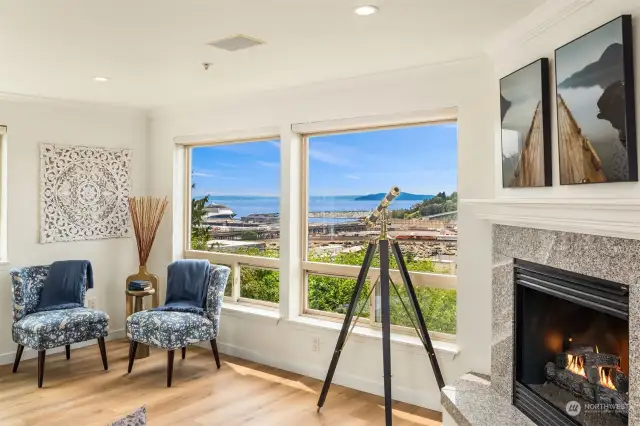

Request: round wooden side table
left=125, top=288, right=156, bottom=359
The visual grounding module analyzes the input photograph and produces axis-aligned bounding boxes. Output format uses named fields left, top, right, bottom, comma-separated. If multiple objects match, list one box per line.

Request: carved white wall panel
left=40, top=144, right=132, bottom=243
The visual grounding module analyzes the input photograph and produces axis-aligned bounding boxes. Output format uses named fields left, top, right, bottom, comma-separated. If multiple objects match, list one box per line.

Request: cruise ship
left=204, top=202, right=235, bottom=219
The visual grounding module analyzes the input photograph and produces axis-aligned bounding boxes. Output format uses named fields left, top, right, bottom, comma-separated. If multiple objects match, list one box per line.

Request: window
left=187, top=138, right=280, bottom=305
left=302, top=122, right=458, bottom=337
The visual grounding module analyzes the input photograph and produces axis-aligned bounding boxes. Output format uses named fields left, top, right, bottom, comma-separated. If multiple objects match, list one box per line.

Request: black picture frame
left=555, top=15, right=637, bottom=185
left=500, top=58, right=552, bottom=188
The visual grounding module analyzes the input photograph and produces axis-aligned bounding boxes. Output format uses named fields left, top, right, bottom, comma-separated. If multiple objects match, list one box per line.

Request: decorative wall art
left=555, top=15, right=637, bottom=185
left=500, top=59, right=552, bottom=187
left=40, top=144, right=133, bottom=243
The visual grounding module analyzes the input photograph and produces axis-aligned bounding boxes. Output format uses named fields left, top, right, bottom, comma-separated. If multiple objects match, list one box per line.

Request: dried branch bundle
left=128, top=196, right=168, bottom=266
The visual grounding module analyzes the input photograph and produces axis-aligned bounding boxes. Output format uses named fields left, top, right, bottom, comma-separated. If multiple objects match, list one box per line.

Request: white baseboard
left=203, top=340, right=442, bottom=412
left=0, top=328, right=125, bottom=366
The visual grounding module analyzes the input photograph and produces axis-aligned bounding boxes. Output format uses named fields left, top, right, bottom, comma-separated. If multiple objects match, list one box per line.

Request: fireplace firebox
left=513, top=259, right=629, bottom=426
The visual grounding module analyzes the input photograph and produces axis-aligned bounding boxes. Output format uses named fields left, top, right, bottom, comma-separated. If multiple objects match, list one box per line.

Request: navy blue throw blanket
left=152, top=260, right=211, bottom=316
left=36, top=260, right=94, bottom=312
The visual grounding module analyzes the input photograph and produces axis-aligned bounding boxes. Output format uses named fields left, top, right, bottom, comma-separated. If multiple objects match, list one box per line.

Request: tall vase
left=125, top=265, right=159, bottom=318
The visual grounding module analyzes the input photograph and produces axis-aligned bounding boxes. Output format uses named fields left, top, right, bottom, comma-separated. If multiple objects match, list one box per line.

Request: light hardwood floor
left=0, top=339, right=442, bottom=426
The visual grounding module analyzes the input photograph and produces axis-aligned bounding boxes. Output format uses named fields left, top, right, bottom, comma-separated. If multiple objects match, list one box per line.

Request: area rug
left=110, top=406, right=147, bottom=426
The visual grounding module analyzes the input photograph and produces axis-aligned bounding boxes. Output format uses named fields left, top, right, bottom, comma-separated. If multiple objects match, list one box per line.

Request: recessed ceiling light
left=354, top=5, right=379, bottom=16
left=93, top=76, right=110, bottom=82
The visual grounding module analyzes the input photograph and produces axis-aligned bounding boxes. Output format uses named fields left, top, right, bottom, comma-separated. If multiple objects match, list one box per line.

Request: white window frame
left=176, top=109, right=459, bottom=343
left=182, top=134, right=281, bottom=309
left=297, top=117, right=458, bottom=341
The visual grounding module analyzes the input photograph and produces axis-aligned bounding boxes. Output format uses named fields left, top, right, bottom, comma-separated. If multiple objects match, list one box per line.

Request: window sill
left=288, top=315, right=459, bottom=360
left=220, top=304, right=459, bottom=360
left=222, top=302, right=280, bottom=322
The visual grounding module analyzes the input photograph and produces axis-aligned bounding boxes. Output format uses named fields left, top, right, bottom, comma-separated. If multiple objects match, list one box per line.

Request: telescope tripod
left=316, top=234, right=445, bottom=426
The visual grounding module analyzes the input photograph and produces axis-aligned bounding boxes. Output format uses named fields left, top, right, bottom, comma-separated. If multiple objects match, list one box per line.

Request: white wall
left=0, top=96, right=148, bottom=362
left=148, top=57, right=495, bottom=410
left=492, top=0, right=640, bottom=199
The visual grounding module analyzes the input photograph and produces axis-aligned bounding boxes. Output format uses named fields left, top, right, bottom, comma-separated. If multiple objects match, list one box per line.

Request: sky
left=191, top=123, right=458, bottom=197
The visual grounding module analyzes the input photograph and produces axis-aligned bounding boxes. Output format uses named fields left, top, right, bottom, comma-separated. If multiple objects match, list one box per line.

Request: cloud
left=346, top=174, right=361, bottom=180
left=255, top=161, right=279, bottom=168
left=216, top=162, right=237, bottom=168
left=192, top=170, right=216, bottom=177
left=267, top=140, right=281, bottom=149
left=309, top=148, right=350, bottom=166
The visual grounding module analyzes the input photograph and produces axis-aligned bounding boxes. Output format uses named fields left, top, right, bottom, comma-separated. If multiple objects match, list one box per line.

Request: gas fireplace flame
left=566, top=345, right=618, bottom=390
left=567, top=354, right=586, bottom=378
left=599, top=367, right=616, bottom=390
left=594, top=346, right=617, bottom=390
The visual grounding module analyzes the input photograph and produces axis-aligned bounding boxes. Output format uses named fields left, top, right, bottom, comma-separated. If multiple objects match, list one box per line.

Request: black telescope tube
left=364, top=186, right=401, bottom=225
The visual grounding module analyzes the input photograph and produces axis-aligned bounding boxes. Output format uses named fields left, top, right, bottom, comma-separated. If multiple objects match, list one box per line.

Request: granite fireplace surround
left=442, top=224, right=640, bottom=425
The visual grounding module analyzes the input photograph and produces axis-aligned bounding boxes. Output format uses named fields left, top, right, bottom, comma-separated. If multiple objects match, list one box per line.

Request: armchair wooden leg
left=98, top=337, right=108, bottom=370
left=167, top=350, right=175, bottom=387
left=127, top=341, right=138, bottom=373
left=37, top=350, right=46, bottom=388
left=13, top=344, right=24, bottom=373
left=65, top=345, right=70, bottom=360
left=210, top=339, right=221, bottom=369
left=181, top=346, right=186, bottom=360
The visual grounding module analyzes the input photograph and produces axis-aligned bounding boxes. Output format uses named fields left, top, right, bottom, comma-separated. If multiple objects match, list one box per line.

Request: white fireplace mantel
left=461, top=198, right=640, bottom=240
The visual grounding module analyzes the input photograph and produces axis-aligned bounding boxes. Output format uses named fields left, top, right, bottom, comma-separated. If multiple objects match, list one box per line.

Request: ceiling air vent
left=207, top=35, right=265, bottom=52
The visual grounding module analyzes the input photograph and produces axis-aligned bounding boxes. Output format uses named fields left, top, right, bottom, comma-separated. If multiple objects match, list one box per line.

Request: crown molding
left=461, top=198, right=640, bottom=240
left=485, top=0, right=595, bottom=57
left=0, top=91, right=146, bottom=112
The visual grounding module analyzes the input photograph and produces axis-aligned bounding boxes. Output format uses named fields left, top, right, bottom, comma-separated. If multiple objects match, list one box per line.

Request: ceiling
left=0, top=0, right=547, bottom=108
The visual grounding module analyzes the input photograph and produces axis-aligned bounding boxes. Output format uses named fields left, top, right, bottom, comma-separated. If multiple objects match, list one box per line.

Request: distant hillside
left=354, top=192, right=433, bottom=201
left=391, top=192, right=457, bottom=219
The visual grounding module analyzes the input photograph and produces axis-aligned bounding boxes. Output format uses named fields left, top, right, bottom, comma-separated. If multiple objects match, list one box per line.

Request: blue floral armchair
left=10, top=265, right=110, bottom=388
left=126, top=263, right=229, bottom=387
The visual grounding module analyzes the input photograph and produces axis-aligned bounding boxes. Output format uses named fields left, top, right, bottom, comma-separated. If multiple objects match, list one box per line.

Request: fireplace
left=513, top=259, right=629, bottom=426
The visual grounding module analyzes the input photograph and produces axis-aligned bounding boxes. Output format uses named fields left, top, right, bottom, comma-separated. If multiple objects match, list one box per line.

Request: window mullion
left=232, top=262, right=241, bottom=302
left=278, top=126, right=302, bottom=319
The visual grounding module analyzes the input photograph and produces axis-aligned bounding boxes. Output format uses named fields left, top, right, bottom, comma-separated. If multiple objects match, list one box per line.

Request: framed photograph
left=555, top=15, right=637, bottom=185
left=500, top=59, right=552, bottom=188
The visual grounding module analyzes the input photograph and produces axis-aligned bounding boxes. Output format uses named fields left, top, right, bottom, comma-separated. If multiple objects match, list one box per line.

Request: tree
left=191, top=181, right=210, bottom=251
left=228, top=245, right=456, bottom=334
left=400, top=192, right=457, bottom=219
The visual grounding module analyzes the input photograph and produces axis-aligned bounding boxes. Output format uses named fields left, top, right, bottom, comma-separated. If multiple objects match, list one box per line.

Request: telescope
left=318, top=183, right=445, bottom=425
left=364, top=186, right=400, bottom=226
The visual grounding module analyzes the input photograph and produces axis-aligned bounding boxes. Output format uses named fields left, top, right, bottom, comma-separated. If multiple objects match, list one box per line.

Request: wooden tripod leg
left=391, top=241, right=445, bottom=389
left=379, top=240, right=393, bottom=426
left=317, top=242, right=377, bottom=411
